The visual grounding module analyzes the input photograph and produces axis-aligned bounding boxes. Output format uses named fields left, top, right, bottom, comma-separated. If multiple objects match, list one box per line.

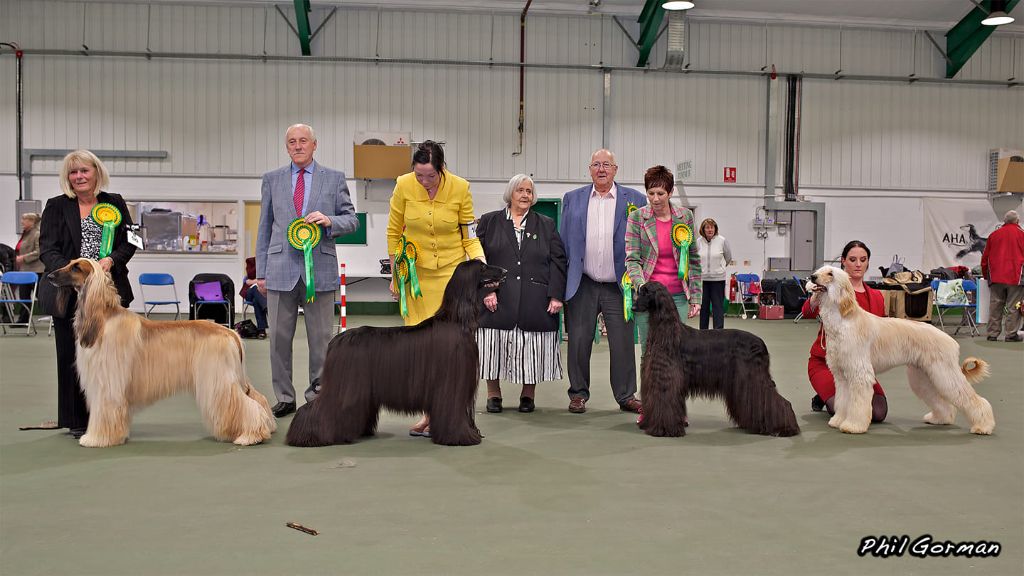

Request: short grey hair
left=286, top=123, right=316, bottom=142
left=503, top=174, right=536, bottom=206
left=1005, top=210, right=1020, bottom=224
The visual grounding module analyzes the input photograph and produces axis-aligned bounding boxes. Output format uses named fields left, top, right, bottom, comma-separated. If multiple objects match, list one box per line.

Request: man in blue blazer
left=560, top=149, right=647, bottom=414
left=256, top=124, right=359, bottom=417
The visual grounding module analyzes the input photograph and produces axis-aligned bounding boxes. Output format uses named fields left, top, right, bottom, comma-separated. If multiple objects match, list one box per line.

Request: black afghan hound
left=634, top=281, right=799, bottom=437
left=286, top=260, right=505, bottom=447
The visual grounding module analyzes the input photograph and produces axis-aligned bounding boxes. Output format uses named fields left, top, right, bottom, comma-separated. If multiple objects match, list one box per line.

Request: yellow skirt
left=401, top=260, right=460, bottom=326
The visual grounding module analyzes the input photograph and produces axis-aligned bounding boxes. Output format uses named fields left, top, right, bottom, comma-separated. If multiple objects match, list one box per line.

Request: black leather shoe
left=811, top=395, right=825, bottom=412
left=272, top=402, right=296, bottom=418
left=518, top=397, right=535, bottom=413
left=1007, top=334, right=1022, bottom=342
left=69, top=427, right=86, bottom=439
left=486, top=397, right=503, bottom=413
left=986, top=336, right=998, bottom=341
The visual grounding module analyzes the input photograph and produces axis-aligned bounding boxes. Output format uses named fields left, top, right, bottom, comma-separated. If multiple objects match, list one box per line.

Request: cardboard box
left=759, top=304, right=784, bottom=320
left=353, top=145, right=411, bottom=180
left=996, top=157, right=1024, bottom=193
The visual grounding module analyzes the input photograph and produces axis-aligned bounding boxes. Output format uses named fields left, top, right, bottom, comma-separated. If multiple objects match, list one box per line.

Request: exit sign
left=723, top=167, right=737, bottom=183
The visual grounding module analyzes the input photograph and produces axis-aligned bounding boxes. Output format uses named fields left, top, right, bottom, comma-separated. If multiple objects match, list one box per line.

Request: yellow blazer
left=387, top=171, right=484, bottom=269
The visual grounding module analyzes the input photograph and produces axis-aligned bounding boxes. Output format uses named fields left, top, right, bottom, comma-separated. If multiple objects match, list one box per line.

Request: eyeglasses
left=590, top=162, right=616, bottom=170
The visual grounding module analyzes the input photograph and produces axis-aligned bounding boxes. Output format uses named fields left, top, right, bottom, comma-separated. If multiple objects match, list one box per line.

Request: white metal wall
left=0, top=0, right=1021, bottom=191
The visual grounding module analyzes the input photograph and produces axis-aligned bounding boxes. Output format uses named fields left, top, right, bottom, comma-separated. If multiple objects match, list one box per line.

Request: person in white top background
left=697, top=218, right=733, bottom=330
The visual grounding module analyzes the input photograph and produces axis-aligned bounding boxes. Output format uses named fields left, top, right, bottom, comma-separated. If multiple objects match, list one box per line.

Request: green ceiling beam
left=944, top=0, right=1019, bottom=78
left=636, top=0, right=665, bottom=67
left=293, top=0, right=312, bottom=56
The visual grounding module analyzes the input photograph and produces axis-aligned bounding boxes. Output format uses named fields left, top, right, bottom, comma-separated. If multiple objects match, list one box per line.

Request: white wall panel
left=610, top=73, right=765, bottom=185
left=801, top=79, right=1024, bottom=191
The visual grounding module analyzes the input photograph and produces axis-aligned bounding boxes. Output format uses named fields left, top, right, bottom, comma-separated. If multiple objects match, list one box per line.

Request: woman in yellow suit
left=387, top=140, right=485, bottom=437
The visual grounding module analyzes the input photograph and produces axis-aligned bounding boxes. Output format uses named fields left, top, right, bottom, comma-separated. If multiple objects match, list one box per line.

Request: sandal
left=408, top=423, right=431, bottom=438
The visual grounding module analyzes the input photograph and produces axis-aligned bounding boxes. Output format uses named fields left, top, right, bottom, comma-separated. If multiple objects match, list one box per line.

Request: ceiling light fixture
left=981, top=0, right=1015, bottom=26
left=661, top=1, right=695, bottom=10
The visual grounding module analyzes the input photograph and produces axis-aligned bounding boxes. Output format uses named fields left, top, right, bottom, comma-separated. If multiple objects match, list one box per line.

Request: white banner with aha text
left=922, top=199, right=999, bottom=271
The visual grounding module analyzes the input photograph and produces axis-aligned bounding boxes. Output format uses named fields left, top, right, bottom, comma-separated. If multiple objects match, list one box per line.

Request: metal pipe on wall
left=513, top=0, right=533, bottom=156
left=1, top=42, right=23, bottom=200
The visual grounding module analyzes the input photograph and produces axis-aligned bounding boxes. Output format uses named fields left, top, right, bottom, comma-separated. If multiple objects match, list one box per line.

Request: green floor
left=1, top=316, right=1021, bottom=576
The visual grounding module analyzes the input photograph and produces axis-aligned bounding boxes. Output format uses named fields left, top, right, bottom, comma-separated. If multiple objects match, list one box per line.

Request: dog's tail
left=961, top=357, right=990, bottom=386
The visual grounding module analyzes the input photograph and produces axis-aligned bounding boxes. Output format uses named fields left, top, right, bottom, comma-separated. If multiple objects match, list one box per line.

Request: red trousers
left=808, top=356, right=885, bottom=401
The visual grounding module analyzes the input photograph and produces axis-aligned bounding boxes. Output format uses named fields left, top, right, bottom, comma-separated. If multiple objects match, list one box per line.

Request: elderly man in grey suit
left=256, top=124, right=359, bottom=417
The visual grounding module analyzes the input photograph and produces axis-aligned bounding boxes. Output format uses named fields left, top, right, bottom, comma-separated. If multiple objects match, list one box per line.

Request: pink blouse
left=648, top=218, right=684, bottom=294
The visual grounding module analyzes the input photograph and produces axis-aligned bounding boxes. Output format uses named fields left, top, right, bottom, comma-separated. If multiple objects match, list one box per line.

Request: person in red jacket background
left=981, top=209, right=1024, bottom=342
left=801, top=240, right=888, bottom=422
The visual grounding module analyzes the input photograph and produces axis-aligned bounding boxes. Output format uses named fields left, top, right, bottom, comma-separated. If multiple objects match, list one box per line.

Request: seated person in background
left=801, top=240, right=887, bottom=422
left=240, top=256, right=268, bottom=338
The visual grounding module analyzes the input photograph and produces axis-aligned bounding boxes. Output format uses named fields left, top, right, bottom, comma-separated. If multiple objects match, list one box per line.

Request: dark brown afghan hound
left=634, top=281, right=799, bottom=437
left=286, top=260, right=505, bottom=447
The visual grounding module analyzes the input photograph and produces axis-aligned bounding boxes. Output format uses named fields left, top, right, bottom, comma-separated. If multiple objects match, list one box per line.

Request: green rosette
left=287, top=218, right=322, bottom=303
left=394, top=244, right=410, bottom=318
left=91, top=203, right=122, bottom=259
left=621, top=272, right=634, bottom=323
left=671, top=223, right=693, bottom=283
left=402, top=239, right=422, bottom=298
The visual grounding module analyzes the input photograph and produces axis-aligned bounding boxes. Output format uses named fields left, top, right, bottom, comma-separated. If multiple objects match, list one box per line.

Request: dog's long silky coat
left=48, top=259, right=276, bottom=447
left=807, top=265, right=994, bottom=435
left=286, top=259, right=505, bottom=447
left=634, top=281, right=800, bottom=437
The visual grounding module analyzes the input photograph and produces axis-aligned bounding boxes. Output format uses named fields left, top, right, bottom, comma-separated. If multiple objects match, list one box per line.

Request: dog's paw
left=970, top=423, right=994, bottom=435
left=923, top=411, right=955, bottom=425
left=827, top=415, right=844, bottom=429
left=233, top=433, right=266, bottom=446
left=79, top=433, right=124, bottom=448
left=839, top=420, right=869, bottom=434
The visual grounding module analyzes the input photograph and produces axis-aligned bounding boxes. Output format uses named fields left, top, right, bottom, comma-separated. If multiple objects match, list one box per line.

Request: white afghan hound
left=806, top=265, right=994, bottom=435
left=48, top=258, right=276, bottom=447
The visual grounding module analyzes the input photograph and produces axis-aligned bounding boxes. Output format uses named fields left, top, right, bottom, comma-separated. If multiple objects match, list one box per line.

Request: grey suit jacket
left=255, top=162, right=359, bottom=292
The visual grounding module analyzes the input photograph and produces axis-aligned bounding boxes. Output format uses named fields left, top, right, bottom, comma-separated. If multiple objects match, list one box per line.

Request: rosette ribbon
left=393, top=236, right=422, bottom=317
left=91, top=203, right=122, bottom=259
left=671, top=223, right=693, bottom=283
left=287, top=218, right=322, bottom=303
left=621, top=272, right=634, bottom=323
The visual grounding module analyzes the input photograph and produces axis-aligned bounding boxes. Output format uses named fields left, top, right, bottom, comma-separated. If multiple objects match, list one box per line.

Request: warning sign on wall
left=723, top=167, right=737, bottom=183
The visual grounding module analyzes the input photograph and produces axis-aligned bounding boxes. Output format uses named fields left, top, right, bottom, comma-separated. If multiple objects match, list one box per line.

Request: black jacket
left=477, top=209, right=567, bottom=332
left=39, top=192, right=137, bottom=313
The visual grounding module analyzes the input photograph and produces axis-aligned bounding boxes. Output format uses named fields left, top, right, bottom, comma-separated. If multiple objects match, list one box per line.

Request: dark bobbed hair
left=840, top=240, right=871, bottom=268
left=644, top=165, right=675, bottom=193
left=412, top=140, right=446, bottom=176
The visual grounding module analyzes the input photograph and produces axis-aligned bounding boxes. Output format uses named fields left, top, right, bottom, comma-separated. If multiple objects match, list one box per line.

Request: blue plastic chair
left=733, top=273, right=761, bottom=319
left=0, top=271, right=40, bottom=336
left=138, top=273, right=181, bottom=320
left=930, top=278, right=979, bottom=337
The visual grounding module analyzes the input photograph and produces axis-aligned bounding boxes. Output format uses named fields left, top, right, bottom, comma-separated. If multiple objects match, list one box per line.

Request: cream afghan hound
left=48, top=259, right=276, bottom=447
left=807, top=265, right=994, bottom=435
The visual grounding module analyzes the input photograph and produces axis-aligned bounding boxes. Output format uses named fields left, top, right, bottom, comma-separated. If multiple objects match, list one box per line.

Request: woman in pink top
left=625, top=165, right=703, bottom=352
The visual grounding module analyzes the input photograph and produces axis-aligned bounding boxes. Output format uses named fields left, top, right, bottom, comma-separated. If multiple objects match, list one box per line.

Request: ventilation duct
left=662, top=10, right=687, bottom=70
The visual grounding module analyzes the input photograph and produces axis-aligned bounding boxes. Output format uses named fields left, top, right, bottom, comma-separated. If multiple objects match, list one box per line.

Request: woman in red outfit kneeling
left=801, top=240, right=888, bottom=422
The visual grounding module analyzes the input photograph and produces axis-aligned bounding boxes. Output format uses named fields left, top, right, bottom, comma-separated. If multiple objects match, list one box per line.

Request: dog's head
left=634, top=280, right=672, bottom=314
left=808, top=265, right=857, bottom=317
left=438, top=259, right=507, bottom=323
left=47, top=258, right=102, bottom=317
left=48, top=258, right=99, bottom=290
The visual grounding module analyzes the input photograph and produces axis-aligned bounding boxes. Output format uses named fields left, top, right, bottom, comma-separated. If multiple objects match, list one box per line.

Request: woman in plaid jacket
left=625, top=165, right=702, bottom=352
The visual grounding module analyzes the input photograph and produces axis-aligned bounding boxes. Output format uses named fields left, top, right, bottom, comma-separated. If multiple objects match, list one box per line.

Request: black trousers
left=700, top=280, right=727, bottom=330
left=564, top=275, right=636, bottom=405
left=53, top=315, right=89, bottom=430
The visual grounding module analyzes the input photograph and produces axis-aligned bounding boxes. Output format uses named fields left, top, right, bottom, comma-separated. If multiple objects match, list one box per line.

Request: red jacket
left=801, top=286, right=885, bottom=360
left=981, top=223, right=1024, bottom=285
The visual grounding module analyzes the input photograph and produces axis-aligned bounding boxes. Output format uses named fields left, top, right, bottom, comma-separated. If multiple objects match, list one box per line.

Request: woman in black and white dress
left=477, top=174, right=567, bottom=413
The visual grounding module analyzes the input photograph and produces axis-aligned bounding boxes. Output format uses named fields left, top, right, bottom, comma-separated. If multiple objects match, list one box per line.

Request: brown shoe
left=568, top=396, right=587, bottom=413
left=619, top=397, right=642, bottom=413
